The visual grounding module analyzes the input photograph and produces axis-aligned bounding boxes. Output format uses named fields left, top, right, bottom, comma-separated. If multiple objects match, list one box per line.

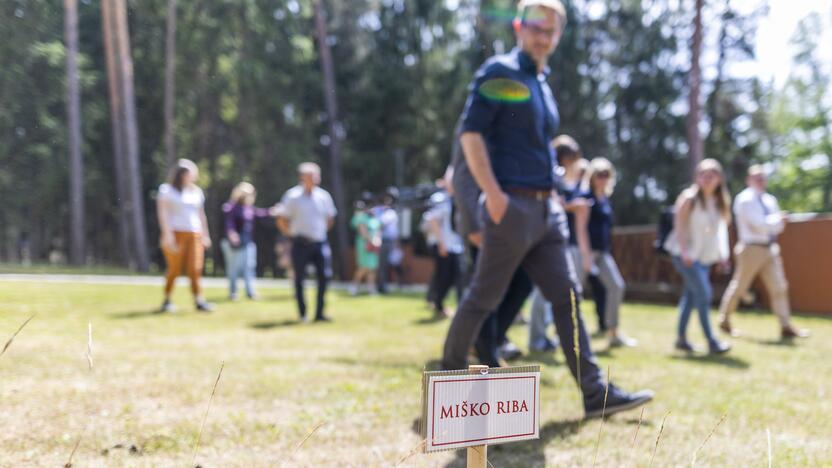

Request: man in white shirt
left=277, top=162, right=337, bottom=322
left=718, top=165, right=809, bottom=339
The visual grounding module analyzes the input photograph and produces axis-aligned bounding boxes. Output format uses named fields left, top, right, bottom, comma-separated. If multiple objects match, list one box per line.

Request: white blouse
left=158, top=183, right=205, bottom=233
left=665, top=195, right=729, bottom=266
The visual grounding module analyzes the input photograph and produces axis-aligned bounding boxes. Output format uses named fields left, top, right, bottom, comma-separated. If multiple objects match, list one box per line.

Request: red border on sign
left=430, top=375, right=537, bottom=448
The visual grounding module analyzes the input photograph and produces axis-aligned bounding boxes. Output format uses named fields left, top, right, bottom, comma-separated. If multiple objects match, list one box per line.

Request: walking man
left=277, top=162, right=337, bottom=323
left=442, top=0, right=653, bottom=418
left=718, top=165, right=809, bottom=339
left=451, top=120, right=533, bottom=367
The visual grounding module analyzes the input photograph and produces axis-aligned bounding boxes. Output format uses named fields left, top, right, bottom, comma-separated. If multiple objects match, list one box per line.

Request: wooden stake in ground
left=467, top=365, right=489, bottom=468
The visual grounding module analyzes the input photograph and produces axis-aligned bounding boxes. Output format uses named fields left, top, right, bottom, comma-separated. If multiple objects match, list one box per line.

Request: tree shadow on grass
left=110, top=310, right=164, bottom=320
left=248, top=320, right=302, bottom=330
left=414, top=316, right=450, bottom=325
left=741, top=336, right=798, bottom=348
left=730, top=331, right=803, bottom=348
left=668, top=353, right=750, bottom=369
left=521, top=351, right=561, bottom=368
left=442, top=418, right=585, bottom=467
left=256, top=292, right=295, bottom=302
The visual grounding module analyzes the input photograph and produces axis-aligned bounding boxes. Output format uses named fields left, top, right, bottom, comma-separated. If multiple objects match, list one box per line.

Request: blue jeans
left=671, top=255, right=716, bottom=342
left=222, top=240, right=257, bottom=298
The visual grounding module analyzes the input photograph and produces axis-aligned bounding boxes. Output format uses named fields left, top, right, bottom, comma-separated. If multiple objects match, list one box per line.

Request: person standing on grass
left=576, top=157, right=637, bottom=348
left=664, top=159, right=732, bottom=354
left=425, top=172, right=465, bottom=318
left=157, top=158, right=214, bottom=313
left=374, top=189, right=400, bottom=294
left=349, top=199, right=382, bottom=296
left=528, top=137, right=609, bottom=352
left=221, top=182, right=278, bottom=301
left=277, top=162, right=337, bottom=323
left=717, top=165, right=810, bottom=340
left=442, top=0, right=653, bottom=419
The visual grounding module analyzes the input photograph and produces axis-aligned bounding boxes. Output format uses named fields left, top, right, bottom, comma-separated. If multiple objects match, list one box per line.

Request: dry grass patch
left=0, top=280, right=830, bottom=466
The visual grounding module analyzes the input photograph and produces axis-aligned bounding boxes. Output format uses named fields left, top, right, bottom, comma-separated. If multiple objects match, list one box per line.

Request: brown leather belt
left=505, top=187, right=552, bottom=201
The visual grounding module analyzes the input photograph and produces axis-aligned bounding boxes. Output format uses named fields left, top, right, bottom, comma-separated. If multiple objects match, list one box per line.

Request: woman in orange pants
left=156, top=159, right=214, bottom=313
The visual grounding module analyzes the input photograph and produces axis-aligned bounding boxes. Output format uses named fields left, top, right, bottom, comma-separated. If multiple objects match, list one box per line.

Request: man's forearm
left=460, top=132, right=501, bottom=197
left=277, top=217, right=290, bottom=235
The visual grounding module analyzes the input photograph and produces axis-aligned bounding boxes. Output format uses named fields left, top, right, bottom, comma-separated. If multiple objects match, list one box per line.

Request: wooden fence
left=361, top=215, right=831, bottom=314
left=610, top=214, right=832, bottom=314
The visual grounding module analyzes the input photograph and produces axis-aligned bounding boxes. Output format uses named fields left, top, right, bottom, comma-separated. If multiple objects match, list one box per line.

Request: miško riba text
left=440, top=400, right=529, bottom=419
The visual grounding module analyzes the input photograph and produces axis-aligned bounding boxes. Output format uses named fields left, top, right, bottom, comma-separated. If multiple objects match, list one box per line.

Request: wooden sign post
left=467, top=365, right=488, bottom=468
left=421, top=364, right=541, bottom=465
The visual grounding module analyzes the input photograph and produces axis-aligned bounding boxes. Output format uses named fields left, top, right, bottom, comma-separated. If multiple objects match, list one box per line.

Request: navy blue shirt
left=460, top=48, right=560, bottom=190
left=585, top=191, right=613, bottom=252
left=563, top=182, right=581, bottom=246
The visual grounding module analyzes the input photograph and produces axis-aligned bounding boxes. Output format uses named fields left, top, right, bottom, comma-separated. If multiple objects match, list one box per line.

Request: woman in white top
left=156, top=159, right=213, bottom=313
left=665, top=159, right=731, bottom=353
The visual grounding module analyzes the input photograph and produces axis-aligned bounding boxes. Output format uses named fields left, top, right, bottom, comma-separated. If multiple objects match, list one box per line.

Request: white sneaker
left=609, top=334, right=638, bottom=348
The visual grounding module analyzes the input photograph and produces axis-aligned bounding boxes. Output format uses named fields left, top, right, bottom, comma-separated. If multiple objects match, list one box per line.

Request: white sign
left=421, top=367, right=541, bottom=452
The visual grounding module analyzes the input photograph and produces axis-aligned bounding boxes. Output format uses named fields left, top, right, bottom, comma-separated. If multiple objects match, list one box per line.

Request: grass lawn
left=0, top=280, right=830, bottom=467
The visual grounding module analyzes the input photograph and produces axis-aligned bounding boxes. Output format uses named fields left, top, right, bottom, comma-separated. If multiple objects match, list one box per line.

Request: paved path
left=0, top=273, right=427, bottom=293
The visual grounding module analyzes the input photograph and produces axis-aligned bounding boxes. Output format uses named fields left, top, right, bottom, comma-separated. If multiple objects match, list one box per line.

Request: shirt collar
left=514, top=48, right=550, bottom=77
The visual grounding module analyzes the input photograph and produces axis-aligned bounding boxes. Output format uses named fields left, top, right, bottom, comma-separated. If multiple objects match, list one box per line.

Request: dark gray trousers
left=442, top=196, right=605, bottom=398
left=377, top=239, right=394, bottom=293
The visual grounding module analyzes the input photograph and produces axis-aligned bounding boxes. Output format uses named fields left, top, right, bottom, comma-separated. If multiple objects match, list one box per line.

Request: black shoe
left=314, top=316, right=332, bottom=323
left=584, top=384, right=654, bottom=419
left=674, top=339, right=700, bottom=353
left=708, top=339, right=731, bottom=354
left=195, top=300, right=214, bottom=313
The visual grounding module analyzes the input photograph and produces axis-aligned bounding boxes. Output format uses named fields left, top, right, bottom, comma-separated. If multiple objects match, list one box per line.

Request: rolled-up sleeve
left=460, top=64, right=503, bottom=135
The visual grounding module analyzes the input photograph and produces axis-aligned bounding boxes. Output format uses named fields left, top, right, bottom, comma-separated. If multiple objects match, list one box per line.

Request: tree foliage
left=2, top=0, right=824, bottom=269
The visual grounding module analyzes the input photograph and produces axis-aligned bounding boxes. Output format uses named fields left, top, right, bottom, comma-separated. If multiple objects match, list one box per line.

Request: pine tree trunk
left=64, top=0, right=85, bottom=265
left=313, top=0, right=350, bottom=279
left=686, top=0, right=705, bottom=178
left=163, top=0, right=177, bottom=166
left=101, top=0, right=134, bottom=268
left=112, top=0, right=149, bottom=272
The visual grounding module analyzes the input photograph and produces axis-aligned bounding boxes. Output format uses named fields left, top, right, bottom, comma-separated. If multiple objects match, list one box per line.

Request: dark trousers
left=442, top=196, right=605, bottom=398
left=290, top=239, right=331, bottom=319
left=472, top=244, right=533, bottom=367
left=376, top=239, right=394, bottom=293
left=588, top=274, right=608, bottom=331
left=431, top=245, right=461, bottom=311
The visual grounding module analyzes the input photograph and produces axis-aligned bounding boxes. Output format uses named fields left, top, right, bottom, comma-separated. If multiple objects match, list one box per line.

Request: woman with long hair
left=156, top=159, right=213, bottom=313
left=665, top=159, right=732, bottom=353
left=576, top=157, right=636, bottom=348
left=221, top=182, right=277, bottom=300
